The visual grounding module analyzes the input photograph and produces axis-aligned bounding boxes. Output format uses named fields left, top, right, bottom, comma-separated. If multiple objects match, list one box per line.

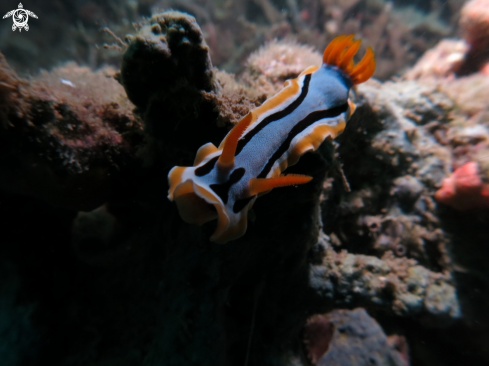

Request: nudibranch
left=168, top=34, right=376, bottom=243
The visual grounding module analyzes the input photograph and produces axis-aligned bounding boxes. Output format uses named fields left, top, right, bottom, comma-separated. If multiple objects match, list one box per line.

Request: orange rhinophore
left=218, top=112, right=253, bottom=169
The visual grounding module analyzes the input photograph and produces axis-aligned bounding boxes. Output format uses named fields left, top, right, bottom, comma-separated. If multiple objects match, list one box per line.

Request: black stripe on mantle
left=257, top=104, right=348, bottom=179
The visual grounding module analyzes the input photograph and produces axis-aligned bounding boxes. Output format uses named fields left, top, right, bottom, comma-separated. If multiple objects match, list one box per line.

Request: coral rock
left=242, top=39, right=322, bottom=95
left=0, top=52, right=24, bottom=126
left=435, top=161, right=489, bottom=210
left=312, top=309, right=408, bottom=366
left=119, top=11, right=223, bottom=157
left=312, top=244, right=460, bottom=319
left=120, top=11, right=217, bottom=112
left=303, top=314, right=334, bottom=364
left=403, top=40, right=468, bottom=80
left=460, top=0, right=489, bottom=51
left=0, top=57, right=142, bottom=211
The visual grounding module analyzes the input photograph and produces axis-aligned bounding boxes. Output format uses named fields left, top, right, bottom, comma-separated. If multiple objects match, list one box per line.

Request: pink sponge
left=435, top=162, right=489, bottom=210
left=460, top=0, right=489, bottom=51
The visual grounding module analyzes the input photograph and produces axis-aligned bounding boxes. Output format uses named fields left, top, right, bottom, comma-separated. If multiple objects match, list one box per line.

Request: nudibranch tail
left=249, top=175, right=313, bottom=196
left=322, top=34, right=376, bottom=85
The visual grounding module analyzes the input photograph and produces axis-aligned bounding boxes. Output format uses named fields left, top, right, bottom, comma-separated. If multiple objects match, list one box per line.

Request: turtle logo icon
left=3, top=3, right=38, bottom=32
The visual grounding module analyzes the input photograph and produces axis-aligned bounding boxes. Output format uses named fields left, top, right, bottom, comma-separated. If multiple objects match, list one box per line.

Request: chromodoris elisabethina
left=168, top=34, right=376, bottom=243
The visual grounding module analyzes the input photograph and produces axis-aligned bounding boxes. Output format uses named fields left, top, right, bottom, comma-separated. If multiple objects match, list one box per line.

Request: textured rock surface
left=317, top=309, right=407, bottom=366
left=310, top=241, right=459, bottom=319
left=323, top=79, right=453, bottom=270
left=119, top=11, right=217, bottom=112
left=0, top=54, right=142, bottom=211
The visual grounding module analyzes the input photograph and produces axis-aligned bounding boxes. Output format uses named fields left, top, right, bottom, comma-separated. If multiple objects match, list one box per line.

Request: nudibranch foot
left=168, top=34, right=376, bottom=243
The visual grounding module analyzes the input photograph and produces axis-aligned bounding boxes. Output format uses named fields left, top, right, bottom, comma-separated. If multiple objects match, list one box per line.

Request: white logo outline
left=3, top=3, right=38, bottom=32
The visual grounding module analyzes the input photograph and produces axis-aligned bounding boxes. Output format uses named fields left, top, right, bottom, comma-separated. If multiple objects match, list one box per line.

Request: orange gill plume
left=322, top=34, right=376, bottom=85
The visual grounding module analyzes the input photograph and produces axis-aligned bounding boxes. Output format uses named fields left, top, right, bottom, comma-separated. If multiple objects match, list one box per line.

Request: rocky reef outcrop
left=0, top=53, right=142, bottom=211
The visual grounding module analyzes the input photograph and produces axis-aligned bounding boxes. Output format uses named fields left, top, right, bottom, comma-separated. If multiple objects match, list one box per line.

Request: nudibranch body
left=168, top=35, right=376, bottom=244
